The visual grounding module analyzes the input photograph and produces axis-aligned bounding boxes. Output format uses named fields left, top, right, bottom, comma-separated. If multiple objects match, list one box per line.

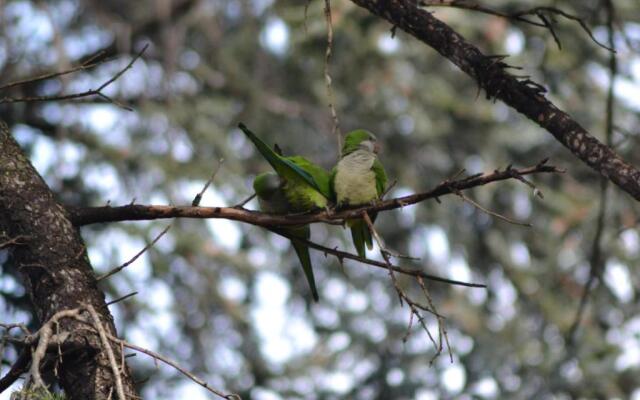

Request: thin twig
left=106, top=292, right=139, bottom=307
left=566, top=0, right=616, bottom=346
left=452, top=189, right=531, bottom=227
left=232, top=193, right=256, bottom=209
left=274, top=227, right=486, bottom=288
left=0, top=51, right=108, bottom=91
left=0, top=235, right=30, bottom=249
left=420, top=1, right=614, bottom=51
left=323, top=0, right=342, bottom=155
left=381, top=179, right=398, bottom=199
left=363, top=212, right=403, bottom=304
left=97, top=225, right=171, bottom=281
left=87, top=305, right=126, bottom=400
left=192, top=158, right=224, bottom=206
left=106, top=335, right=240, bottom=400
left=0, top=44, right=149, bottom=110
left=363, top=213, right=446, bottom=359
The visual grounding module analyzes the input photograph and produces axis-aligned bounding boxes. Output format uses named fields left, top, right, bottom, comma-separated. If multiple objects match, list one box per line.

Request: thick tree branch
left=349, top=0, right=640, bottom=201
left=68, top=162, right=561, bottom=226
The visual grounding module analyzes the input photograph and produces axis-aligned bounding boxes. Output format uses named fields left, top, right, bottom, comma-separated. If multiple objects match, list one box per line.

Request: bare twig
left=0, top=323, right=31, bottom=336
left=362, top=212, right=403, bottom=304
left=0, top=44, right=149, bottom=110
left=106, top=292, right=139, bottom=307
left=381, top=179, right=398, bottom=198
left=351, top=0, right=640, bottom=200
left=3, top=305, right=236, bottom=398
left=192, top=158, right=225, bottom=206
left=0, top=51, right=108, bottom=91
left=323, top=0, right=342, bottom=155
left=87, top=305, right=126, bottom=400
left=106, top=335, right=240, bottom=400
left=233, top=193, right=256, bottom=209
left=566, top=0, right=616, bottom=346
left=97, top=225, right=171, bottom=281
left=0, top=235, right=30, bottom=249
left=452, top=189, right=531, bottom=227
left=272, top=227, right=486, bottom=288
left=420, top=1, right=614, bottom=51
left=363, top=212, right=448, bottom=362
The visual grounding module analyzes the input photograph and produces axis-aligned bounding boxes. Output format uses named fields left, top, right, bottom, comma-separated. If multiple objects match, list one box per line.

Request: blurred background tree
left=1, top=0, right=640, bottom=398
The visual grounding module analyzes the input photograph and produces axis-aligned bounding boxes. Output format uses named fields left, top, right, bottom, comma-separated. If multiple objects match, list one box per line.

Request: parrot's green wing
left=329, top=166, right=337, bottom=201
left=239, top=123, right=325, bottom=195
left=287, top=155, right=332, bottom=200
left=372, top=159, right=387, bottom=197
left=253, top=173, right=320, bottom=302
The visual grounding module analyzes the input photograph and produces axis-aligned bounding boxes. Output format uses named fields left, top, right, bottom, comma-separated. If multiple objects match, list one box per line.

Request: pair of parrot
left=238, top=123, right=387, bottom=302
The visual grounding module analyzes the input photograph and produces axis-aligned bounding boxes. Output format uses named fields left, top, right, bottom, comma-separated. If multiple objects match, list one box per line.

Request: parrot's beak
left=373, top=142, right=382, bottom=154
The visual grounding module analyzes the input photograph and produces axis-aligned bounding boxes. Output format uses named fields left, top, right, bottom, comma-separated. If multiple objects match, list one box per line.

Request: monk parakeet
left=332, top=130, right=387, bottom=258
left=253, top=172, right=320, bottom=301
left=238, top=123, right=331, bottom=211
left=239, top=122, right=332, bottom=301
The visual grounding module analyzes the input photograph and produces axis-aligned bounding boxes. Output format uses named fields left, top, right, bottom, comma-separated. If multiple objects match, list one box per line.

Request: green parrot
left=331, top=130, right=387, bottom=258
left=238, top=123, right=331, bottom=211
left=239, top=122, right=332, bottom=301
left=253, top=172, right=320, bottom=301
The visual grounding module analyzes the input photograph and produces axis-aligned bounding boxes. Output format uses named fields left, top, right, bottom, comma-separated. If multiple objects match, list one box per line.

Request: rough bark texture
left=350, top=0, right=640, bottom=201
left=0, top=122, right=137, bottom=399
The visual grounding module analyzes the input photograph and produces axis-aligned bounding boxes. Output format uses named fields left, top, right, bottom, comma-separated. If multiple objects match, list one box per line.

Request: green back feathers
left=239, top=123, right=330, bottom=198
left=342, top=129, right=377, bottom=155
left=286, top=155, right=332, bottom=199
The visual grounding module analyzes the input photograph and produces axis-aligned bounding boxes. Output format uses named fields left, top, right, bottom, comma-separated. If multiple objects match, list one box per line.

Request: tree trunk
left=0, top=121, right=137, bottom=399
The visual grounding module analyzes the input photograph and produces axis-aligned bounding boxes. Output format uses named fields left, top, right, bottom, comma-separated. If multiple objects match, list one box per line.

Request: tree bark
left=350, top=0, right=640, bottom=201
left=0, top=121, right=137, bottom=399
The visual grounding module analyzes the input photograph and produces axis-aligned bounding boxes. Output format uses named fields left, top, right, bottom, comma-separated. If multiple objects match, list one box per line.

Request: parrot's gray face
left=262, top=174, right=283, bottom=196
left=359, top=139, right=380, bottom=154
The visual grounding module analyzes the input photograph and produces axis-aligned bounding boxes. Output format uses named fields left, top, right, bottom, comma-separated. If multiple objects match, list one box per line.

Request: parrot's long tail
left=348, top=216, right=374, bottom=258
left=289, top=226, right=319, bottom=302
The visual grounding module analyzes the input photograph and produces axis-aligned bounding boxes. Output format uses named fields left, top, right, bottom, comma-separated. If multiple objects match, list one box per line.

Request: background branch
left=350, top=0, right=640, bottom=201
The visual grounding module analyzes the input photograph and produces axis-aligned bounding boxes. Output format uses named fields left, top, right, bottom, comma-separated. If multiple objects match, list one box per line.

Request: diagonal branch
left=68, top=162, right=561, bottom=226
left=273, top=227, right=485, bottom=288
left=349, top=0, right=640, bottom=201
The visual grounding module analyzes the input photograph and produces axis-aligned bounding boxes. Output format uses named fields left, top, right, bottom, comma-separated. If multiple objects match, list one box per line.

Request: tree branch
left=420, top=1, right=613, bottom=51
left=69, top=162, right=561, bottom=226
left=0, top=45, right=148, bottom=110
left=272, top=227, right=486, bottom=288
left=349, top=0, right=640, bottom=201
